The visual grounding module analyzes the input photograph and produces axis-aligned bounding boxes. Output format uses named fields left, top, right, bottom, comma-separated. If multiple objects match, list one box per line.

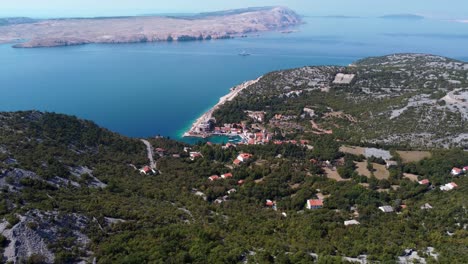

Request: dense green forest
left=0, top=111, right=467, bottom=263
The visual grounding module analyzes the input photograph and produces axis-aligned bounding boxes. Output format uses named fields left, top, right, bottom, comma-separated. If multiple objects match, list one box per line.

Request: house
left=463, top=166, right=468, bottom=173
left=386, top=160, right=398, bottom=169
left=418, top=179, right=430, bottom=185
left=306, top=199, right=323, bottom=210
left=451, top=167, right=463, bottom=176
left=208, top=175, right=220, bottom=181
left=139, top=166, right=154, bottom=175
left=190, top=152, right=203, bottom=161
left=238, top=180, right=245, bottom=185
left=420, top=203, right=433, bottom=210
left=440, top=182, right=458, bottom=191
left=378, top=205, right=394, bottom=213
left=237, top=153, right=253, bottom=162
left=221, top=173, right=233, bottom=179
left=227, top=189, right=237, bottom=194
left=233, top=159, right=242, bottom=165
left=344, top=220, right=360, bottom=226
left=265, top=199, right=275, bottom=207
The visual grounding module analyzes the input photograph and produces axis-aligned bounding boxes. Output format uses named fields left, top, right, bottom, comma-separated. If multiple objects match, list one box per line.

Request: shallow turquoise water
left=0, top=16, right=467, bottom=142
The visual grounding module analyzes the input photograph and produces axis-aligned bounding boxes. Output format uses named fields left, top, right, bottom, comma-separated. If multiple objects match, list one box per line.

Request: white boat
left=239, top=50, right=251, bottom=56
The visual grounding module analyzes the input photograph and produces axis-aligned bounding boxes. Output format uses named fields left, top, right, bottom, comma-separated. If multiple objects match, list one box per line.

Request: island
left=0, top=6, right=302, bottom=48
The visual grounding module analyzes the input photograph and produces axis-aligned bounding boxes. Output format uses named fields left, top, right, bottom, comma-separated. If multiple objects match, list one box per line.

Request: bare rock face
left=0, top=217, right=55, bottom=263
left=0, top=210, right=91, bottom=263
left=0, top=6, right=302, bottom=48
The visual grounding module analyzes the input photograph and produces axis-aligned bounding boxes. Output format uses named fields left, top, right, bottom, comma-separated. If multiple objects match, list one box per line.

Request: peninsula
left=0, top=6, right=301, bottom=48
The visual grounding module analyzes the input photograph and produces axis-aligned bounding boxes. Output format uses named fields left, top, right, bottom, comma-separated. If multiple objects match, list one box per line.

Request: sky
left=1, top=0, right=468, bottom=19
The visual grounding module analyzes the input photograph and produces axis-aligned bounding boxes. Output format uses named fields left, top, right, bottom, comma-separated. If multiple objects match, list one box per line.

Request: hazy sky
left=1, top=0, right=467, bottom=19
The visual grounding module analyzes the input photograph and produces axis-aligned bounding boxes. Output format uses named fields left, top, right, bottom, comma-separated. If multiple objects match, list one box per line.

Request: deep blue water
left=1, top=16, right=467, bottom=141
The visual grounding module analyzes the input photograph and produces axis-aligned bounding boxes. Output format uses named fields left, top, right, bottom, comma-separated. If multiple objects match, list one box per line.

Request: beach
left=183, top=77, right=261, bottom=138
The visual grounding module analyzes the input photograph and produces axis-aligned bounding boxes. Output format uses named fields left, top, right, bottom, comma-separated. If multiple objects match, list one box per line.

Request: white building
left=344, top=220, right=360, bottom=226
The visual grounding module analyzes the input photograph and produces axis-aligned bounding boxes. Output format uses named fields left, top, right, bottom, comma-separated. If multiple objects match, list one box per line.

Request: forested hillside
left=0, top=110, right=467, bottom=263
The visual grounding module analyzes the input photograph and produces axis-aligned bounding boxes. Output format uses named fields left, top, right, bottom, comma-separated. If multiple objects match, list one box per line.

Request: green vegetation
left=0, top=55, right=467, bottom=263
left=0, top=110, right=466, bottom=263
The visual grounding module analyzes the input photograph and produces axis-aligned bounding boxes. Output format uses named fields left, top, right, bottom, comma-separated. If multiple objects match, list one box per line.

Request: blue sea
left=1, top=16, right=467, bottom=142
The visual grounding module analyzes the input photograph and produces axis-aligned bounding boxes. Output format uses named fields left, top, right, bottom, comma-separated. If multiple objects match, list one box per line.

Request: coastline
left=183, top=76, right=262, bottom=138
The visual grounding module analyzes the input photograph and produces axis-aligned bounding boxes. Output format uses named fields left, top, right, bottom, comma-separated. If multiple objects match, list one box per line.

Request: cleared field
left=397, top=151, right=432, bottom=163
left=355, top=161, right=390, bottom=180
left=340, top=146, right=366, bottom=156
left=403, top=173, right=420, bottom=182
left=324, top=167, right=350, bottom=181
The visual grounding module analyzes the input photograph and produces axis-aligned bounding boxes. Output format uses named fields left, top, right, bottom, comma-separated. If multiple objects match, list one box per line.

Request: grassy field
left=324, top=167, right=349, bottom=181
left=355, top=161, right=390, bottom=180
left=403, top=173, right=420, bottom=182
left=397, top=151, right=432, bottom=163
left=339, top=146, right=366, bottom=156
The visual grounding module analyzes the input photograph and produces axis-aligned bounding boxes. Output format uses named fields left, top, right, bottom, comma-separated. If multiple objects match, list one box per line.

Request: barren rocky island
left=0, top=6, right=301, bottom=48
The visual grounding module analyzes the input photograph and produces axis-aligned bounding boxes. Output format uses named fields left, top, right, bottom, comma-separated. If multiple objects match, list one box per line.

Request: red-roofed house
left=190, top=152, right=203, bottom=161
left=265, top=199, right=275, bottom=207
left=238, top=180, right=245, bottom=185
left=208, top=175, right=220, bottom=181
left=140, top=166, right=153, bottom=175
left=237, top=153, right=253, bottom=162
left=221, top=173, right=233, bottom=179
left=463, top=166, right=468, bottom=173
left=306, top=199, right=323, bottom=210
left=451, top=167, right=463, bottom=176
left=233, top=159, right=242, bottom=165
left=418, top=179, right=430, bottom=185
left=440, top=182, right=458, bottom=191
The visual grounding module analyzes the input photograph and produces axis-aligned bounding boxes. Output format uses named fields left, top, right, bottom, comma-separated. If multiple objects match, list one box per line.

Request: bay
left=0, top=16, right=467, bottom=141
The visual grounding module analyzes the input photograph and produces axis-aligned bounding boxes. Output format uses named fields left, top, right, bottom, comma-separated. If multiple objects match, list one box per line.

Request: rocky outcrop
left=0, top=210, right=91, bottom=263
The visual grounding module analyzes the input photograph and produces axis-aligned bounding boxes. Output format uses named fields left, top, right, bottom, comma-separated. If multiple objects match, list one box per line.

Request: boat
left=239, top=50, right=251, bottom=56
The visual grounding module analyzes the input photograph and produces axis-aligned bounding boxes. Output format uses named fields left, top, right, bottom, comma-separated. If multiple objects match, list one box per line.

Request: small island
left=0, top=6, right=302, bottom=48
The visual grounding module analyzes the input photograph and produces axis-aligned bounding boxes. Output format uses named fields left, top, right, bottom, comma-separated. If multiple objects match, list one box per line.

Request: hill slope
left=213, top=54, right=468, bottom=148
left=0, top=55, right=467, bottom=263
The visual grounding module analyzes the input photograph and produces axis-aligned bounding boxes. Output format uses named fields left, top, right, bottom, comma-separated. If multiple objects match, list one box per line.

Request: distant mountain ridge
left=380, top=14, right=425, bottom=20
left=0, top=17, right=38, bottom=26
left=0, top=6, right=301, bottom=48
